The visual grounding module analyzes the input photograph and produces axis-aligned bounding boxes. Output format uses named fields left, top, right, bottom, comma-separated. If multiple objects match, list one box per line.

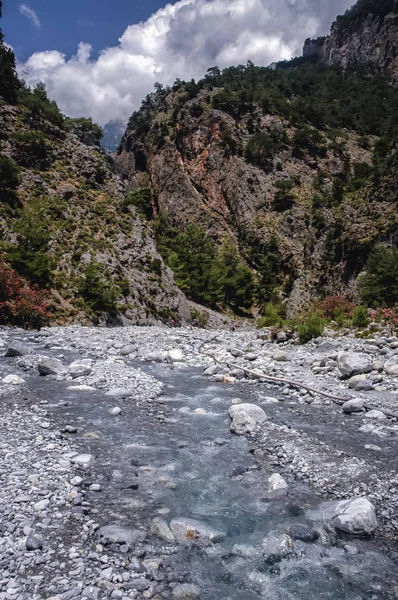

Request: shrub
left=296, top=311, right=325, bottom=343
left=315, top=295, right=355, bottom=320
left=245, top=131, right=285, bottom=170
left=360, top=245, right=398, bottom=306
left=293, top=127, right=326, bottom=158
left=20, top=82, right=64, bottom=128
left=257, top=302, right=286, bottom=328
left=0, top=156, right=20, bottom=204
left=190, top=307, right=210, bottom=328
left=0, top=256, right=50, bottom=328
left=78, top=260, right=119, bottom=313
left=12, top=130, right=48, bottom=158
left=64, top=117, right=103, bottom=146
left=124, top=187, right=153, bottom=219
left=352, top=305, right=370, bottom=327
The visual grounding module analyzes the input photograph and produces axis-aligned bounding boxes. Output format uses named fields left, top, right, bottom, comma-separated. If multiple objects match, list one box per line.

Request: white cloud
left=19, top=4, right=40, bottom=28
left=17, top=0, right=353, bottom=125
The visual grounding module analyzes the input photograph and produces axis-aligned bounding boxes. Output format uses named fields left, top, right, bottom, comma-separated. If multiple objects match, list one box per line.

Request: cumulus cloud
left=18, top=0, right=353, bottom=125
left=19, top=4, right=40, bottom=28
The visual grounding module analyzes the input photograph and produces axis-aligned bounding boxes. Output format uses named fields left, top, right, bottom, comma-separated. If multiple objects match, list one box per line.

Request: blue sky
left=3, top=0, right=169, bottom=61
left=3, top=0, right=354, bottom=125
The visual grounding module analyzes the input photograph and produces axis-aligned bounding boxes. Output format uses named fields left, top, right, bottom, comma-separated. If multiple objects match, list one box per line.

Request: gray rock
left=347, top=374, right=367, bottom=389
left=289, top=525, right=319, bottom=543
left=337, top=353, right=373, bottom=377
left=342, top=398, right=365, bottom=413
left=268, top=473, right=289, bottom=496
left=355, top=380, right=373, bottom=391
left=98, top=524, right=138, bottom=544
left=68, top=361, right=92, bottom=378
left=109, top=407, right=122, bottom=416
left=261, top=531, right=294, bottom=563
left=170, top=517, right=225, bottom=544
left=384, top=355, right=398, bottom=376
left=120, top=345, right=137, bottom=356
left=70, top=453, right=93, bottom=468
left=5, top=340, right=34, bottom=357
left=105, top=388, right=130, bottom=397
left=244, top=353, right=258, bottom=361
left=364, top=410, right=386, bottom=420
left=151, top=517, right=175, bottom=542
left=38, top=358, right=67, bottom=376
left=228, top=403, right=267, bottom=435
left=26, top=534, right=43, bottom=551
left=130, top=579, right=151, bottom=592
left=172, top=584, right=201, bottom=599
left=330, top=498, right=378, bottom=535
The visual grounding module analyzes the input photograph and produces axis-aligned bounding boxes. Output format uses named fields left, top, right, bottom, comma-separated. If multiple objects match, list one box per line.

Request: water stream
left=14, top=358, right=398, bottom=599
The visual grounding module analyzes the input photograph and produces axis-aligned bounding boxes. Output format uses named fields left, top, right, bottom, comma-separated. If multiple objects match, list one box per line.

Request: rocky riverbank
left=0, top=324, right=398, bottom=600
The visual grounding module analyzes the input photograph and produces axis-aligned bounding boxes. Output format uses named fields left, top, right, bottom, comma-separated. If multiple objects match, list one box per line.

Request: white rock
left=34, top=499, right=50, bottom=511
left=229, top=403, right=267, bottom=435
left=38, top=358, right=67, bottom=376
left=168, top=349, right=184, bottom=363
left=70, top=476, right=84, bottom=486
left=109, top=407, right=122, bottom=416
left=337, top=353, right=373, bottom=377
left=68, top=361, right=92, bottom=379
left=67, top=385, right=96, bottom=391
left=268, top=473, right=289, bottom=495
left=105, top=388, right=130, bottom=397
left=331, top=498, right=378, bottom=535
left=342, top=398, right=365, bottom=413
left=170, top=517, right=225, bottom=544
left=384, top=355, right=398, bottom=376
left=364, top=410, right=386, bottom=420
left=347, top=374, right=367, bottom=389
left=70, top=453, right=93, bottom=468
left=151, top=517, right=175, bottom=542
left=2, top=374, right=25, bottom=385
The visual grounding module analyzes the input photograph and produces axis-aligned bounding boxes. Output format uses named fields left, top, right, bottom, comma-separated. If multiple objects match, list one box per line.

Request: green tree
left=360, top=245, right=398, bottom=306
left=78, top=260, right=118, bottom=313
left=215, top=238, right=254, bottom=310
left=0, top=157, right=20, bottom=204
left=0, top=0, right=20, bottom=103
left=20, top=82, right=64, bottom=128
left=64, top=117, right=103, bottom=146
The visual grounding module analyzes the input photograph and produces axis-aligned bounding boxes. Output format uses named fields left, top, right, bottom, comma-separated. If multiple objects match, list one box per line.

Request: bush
left=297, top=311, right=325, bottom=343
left=315, top=295, right=355, bottom=320
left=293, top=127, right=327, bottom=158
left=352, top=305, right=369, bottom=327
left=190, top=307, right=210, bottom=328
left=0, top=256, right=50, bottom=328
left=257, top=302, right=286, bottom=328
left=245, top=131, right=285, bottom=170
left=12, top=130, right=48, bottom=159
left=360, top=245, right=398, bottom=306
left=124, top=187, right=153, bottom=219
left=78, top=260, right=119, bottom=313
left=64, top=117, right=103, bottom=146
left=0, top=157, right=20, bottom=204
left=20, top=82, right=64, bottom=128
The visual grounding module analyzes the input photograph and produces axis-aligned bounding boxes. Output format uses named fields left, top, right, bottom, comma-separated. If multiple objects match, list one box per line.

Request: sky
left=2, top=0, right=354, bottom=126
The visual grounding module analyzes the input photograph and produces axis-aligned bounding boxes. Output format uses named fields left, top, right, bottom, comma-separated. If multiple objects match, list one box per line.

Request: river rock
left=355, top=380, right=373, bottom=391
left=105, top=388, right=130, bottom=397
left=109, top=406, right=122, bottom=416
left=337, top=353, right=373, bottom=377
left=384, top=355, right=398, bottom=376
left=5, top=340, right=34, bottom=357
left=172, top=584, right=201, bottom=599
left=68, top=360, right=92, bottom=378
left=261, top=531, right=294, bottom=564
left=330, top=498, right=378, bottom=535
left=170, top=517, right=225, bottom=544
left=342, top=398, right=365, bottom=413
left=268, top=473, right=289, bottom=496
left=120, top=344, right=137, bottom=356
left=229, top=403, right=267, bottom=435
left=364, top=410, right=386, bottom=420
left=26, top=534, right=43, bottom=551
left=347, top=374, right=367, bottom=389
left=2, top=374, right=25, bottom=385
left=38, top=357, right=68, bottom=376
left=168, top=349, right=184, bottom=363
left=70, top=453, right=94, bottom=468
left=98, top=524, right=138, bottom=544
left=151, top=517, right=175, bottom=542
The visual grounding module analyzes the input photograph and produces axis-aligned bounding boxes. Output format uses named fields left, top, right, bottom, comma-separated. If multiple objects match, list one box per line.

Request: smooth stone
left=89, top=484, right=102, bottom=492
left=98, top=524, right=138, bottom=544
left=268, top=473, right=289, bottom=496
left=26, top=534, right=43, bottom=551
left=364, top=410, right=386, bottom=420
left=67, top=384, right=96, bottom=391
left=342, top=398, right=365, bottom=413
left=109, top=407, right=122, bottom=416
left=384, top=355, right=398, bottom=376
left=105, top=388, right=130, bottom=397
left=172, top=584, right=201, bottom=599
left=322, top=497, right=378, bottom=535
left=167, top=349, right=184, bottom=363
left=170, top=518, right=225, bottom=545
left=355, top=380, right=373, bottom=391
left=68, top=361, right=92, bottom=378
left=347, top=374, right=367, bottom=389
left=150, top=518, right=175, bottom=542
left=70, top=453, right=94, bottom=468
left=120, top=345, right=137, bottom=356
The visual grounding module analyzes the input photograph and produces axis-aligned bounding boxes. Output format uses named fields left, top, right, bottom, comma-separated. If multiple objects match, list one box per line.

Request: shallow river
left=18, top=358, right=398, bottom=600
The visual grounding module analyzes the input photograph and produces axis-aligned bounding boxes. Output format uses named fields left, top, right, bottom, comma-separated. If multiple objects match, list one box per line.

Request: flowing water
left=14, top=358, right=398, bottom=599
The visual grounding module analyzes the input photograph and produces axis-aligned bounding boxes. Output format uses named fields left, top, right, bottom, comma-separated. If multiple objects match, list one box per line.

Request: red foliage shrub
left=314, top=295, right=355, bottom=320
left=0, top=257, right=50, bottom=329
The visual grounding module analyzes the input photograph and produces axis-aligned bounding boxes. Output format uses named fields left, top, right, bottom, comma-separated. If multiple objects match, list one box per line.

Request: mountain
left=101, top=120, right=126, bottom=153
left=304, top=0, right=398, bottom=79
left=116, top=40, right=398, bottom=315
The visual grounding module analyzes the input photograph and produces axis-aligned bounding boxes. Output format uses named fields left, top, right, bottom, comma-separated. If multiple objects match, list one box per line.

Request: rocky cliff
left=116, top=60, right=398, bottom=315
left=0, top=102, right=189, bottom=324
left=303, top=1, right=398, bottom=80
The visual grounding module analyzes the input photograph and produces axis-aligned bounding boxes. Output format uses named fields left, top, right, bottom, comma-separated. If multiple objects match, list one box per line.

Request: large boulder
left=337, top=353, right=373, bottom=377
left=384, top=355, right=398, bottom=376
left=228, top=403, right=267, bottom=435
left=38, top=358, right=68, bottom=376
left=342, top=398, right=365, bottom=413
left=5, top=341, right=34, bottom=357
left=330, top=498, right=378, bottom=535
left=169, top=517, right=225, bottom=545
left=68, top=360, right=92, bottom=379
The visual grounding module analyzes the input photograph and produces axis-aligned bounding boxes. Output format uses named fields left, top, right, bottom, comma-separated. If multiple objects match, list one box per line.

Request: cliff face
left=304, top=6, right=398, bottom=80
left=116, top=84, right=397, bottom=315
left=0, top=103, right=189, bottom=324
